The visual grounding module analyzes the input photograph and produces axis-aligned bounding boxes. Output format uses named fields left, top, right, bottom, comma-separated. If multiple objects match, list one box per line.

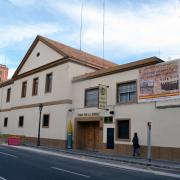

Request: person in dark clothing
left=132, top=132, right=140, bottom=157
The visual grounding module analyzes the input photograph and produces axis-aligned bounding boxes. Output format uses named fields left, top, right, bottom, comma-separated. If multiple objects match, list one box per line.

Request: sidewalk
left=24, top=144, right=180, bottom=171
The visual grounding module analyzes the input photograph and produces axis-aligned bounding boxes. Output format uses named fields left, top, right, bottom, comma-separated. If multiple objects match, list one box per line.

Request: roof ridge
left=38, top=35, right=117, bottom=68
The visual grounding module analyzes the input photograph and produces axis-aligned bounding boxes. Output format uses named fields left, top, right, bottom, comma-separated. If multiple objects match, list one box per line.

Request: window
left=6, top=88, right=11, bottom=102
left=45, top=73, right=52, bottom=93
left=32, top=77, right=39, bottom=95
left=117, top=81, right=137, bottom=104
left=4, top=117, right=8, bottom=127
left=116, top=120, right=130, bottom=140
left=85, top=88, right=99, bottom=107
left=42, top=114, right=49, bottom=128
left=21, top=81, right=27, bottom=98
left=19, top=116, right=24, bottom=127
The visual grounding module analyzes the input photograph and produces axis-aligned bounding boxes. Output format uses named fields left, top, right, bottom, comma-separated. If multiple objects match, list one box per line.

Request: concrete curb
left=24, top=144, right=180, bottom=171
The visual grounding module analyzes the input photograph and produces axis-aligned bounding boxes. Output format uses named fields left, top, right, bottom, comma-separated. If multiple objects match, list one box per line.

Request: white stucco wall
left=19, top=41, right=64, bottom=75
left=0, top=104, right=71, bottom=139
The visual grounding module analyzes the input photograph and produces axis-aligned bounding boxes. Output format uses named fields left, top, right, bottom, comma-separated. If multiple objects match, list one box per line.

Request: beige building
left=0, top=35, right=180, bottom=162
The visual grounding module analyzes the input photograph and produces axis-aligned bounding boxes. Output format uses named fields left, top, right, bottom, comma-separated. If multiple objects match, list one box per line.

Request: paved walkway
left=24, top=144, right=180, bottom=171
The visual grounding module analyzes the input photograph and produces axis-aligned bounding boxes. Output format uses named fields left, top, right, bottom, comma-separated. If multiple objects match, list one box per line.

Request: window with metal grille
left=117, top=81, right=137, bottom=103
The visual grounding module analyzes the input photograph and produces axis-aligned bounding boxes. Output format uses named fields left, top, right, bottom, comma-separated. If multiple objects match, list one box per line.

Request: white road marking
left=51, top=167, right=90, bottom=178
left=0, top=176, right=7, bottom=180
left=0, top=151, right=17, bottom=158
left=0, top=146, right=16, bottom=152
left=3, top=145, right=180, bottom=179
left=151, top=170, right=180, bottom=179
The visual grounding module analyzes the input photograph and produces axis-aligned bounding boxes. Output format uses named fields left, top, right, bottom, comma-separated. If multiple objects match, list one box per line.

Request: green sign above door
left=104, top=116, right=113, bottom=124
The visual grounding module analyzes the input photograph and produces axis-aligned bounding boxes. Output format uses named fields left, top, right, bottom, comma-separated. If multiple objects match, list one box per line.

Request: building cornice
left=0, top=99, right=72, bottom=112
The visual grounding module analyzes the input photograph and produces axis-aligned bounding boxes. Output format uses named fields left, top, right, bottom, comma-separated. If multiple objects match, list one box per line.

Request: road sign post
left=147, top=122, right=151, bottom=162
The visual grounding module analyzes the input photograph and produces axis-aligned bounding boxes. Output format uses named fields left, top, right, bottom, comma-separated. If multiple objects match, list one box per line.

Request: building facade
left=72, top=59, right=180, bottom=162
left=0, top=35, right=180, bottom=162
left=0, top=64, right=8, bottom=83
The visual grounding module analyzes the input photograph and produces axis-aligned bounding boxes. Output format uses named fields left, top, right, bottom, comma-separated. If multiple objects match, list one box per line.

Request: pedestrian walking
left=132, top=132, right=140, bottom=157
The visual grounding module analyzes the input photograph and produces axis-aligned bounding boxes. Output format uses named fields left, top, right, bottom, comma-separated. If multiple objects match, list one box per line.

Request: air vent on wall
left=36, top=52, right=40, bottom=57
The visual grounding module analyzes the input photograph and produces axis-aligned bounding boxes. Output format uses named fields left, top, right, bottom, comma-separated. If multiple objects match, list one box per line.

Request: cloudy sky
left=1, top=0, right=180, bottom=78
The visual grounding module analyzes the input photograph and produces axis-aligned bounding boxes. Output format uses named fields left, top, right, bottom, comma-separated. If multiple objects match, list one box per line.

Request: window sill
left=32, top=94, right=38, bottom=96
left=116, top=138, right=130, bottom=142
left=84, top=105, right=98, bottom=108
left=42, top=126, right=49, bottom=128
left=116, top=101, right=137, bottom=105
left=45, top=91, right=52, bottom=94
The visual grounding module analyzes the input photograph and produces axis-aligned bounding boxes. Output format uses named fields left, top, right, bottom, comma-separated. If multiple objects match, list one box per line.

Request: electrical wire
left=80, top=0, right=84, bottom=51
left=102, top=0, right=105, bottom=67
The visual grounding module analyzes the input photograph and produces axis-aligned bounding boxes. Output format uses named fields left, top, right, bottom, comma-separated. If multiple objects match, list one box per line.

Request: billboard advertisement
left=139, top=61, right=180, bottom=102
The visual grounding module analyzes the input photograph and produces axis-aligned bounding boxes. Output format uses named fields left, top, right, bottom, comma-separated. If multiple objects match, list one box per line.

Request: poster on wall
left=139, top=61, right=180, bottom=102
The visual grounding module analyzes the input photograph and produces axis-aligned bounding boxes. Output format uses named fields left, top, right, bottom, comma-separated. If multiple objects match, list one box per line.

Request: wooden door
left=77, top=121, right=99, bottom=151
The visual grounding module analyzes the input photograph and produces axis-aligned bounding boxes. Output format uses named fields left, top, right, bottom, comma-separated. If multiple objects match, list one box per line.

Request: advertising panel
left=139, top=61, right=180, bottom=102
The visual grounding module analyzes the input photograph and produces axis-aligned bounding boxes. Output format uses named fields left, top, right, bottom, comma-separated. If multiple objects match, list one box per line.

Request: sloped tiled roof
left=39, top=36, right=117, bottom=69
left=13, top=35, right=117, bottom=78
left=72, top=56, right=164, bottom=82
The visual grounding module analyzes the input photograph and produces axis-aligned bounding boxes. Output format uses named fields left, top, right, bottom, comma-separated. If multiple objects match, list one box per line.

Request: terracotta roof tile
left=72, top=56, right=164, bottom=82
left=39, top=36, right=117, bottom=69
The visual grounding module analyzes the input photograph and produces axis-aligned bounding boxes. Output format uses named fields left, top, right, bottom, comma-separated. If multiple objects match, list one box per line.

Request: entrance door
left=77, top=121, right=99, bottom=151
left=107, top=128, right=114, bottom=149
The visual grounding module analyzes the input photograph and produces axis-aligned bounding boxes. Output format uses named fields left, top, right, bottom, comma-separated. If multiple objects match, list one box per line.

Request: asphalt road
left=0, top=145, right=179, bottom=180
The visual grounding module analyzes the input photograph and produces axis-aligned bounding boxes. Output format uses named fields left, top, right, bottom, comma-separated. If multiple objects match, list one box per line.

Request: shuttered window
left=21, top=81, right=27, bottom=98
left=6, top=88, right=11, bottom=102
left=45, top=73, right=52, bottom=93
left=85, top=88, right=99, bottom=107
left=32, top=77, right=39, bottom=95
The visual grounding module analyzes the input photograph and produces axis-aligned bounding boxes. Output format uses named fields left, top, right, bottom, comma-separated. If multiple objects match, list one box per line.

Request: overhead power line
left=102, top=0, right=105, bottom=67
left=80, top=0, right=84, bottom=51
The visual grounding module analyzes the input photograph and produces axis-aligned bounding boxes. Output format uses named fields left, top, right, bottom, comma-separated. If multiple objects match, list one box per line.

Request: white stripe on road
left=0, top=151, right=17, bottom=158
left=0, top=176, right=7, bottom=180
left=51, top=167, right=90, bottom=178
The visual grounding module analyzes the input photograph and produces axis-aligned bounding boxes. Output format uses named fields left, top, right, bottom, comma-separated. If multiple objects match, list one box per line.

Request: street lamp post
left=37, top=103, right=43, bottom=146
